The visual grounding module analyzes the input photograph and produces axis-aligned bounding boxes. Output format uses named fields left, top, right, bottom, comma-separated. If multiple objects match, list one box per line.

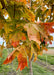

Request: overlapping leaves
left=0, top=0, right=54, bottom=71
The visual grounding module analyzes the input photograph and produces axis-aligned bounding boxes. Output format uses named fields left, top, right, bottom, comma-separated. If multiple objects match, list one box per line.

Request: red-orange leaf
left=41, top=22, right=54, bottom=33
left=3, top=46, right=28, bottom=71
left=3, top=49, right=19, bottom=64
left=22, top=36, right=26, bottom=40
left=41, top=22, right=54, bottom=26
left=3, top=55, right=15, bottom=64
left=17, top=53, right=28, bottom=71
left=11, top=41, right=19, bottom=48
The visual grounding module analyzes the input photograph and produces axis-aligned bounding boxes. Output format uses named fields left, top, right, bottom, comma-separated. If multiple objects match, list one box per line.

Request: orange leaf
left=41, top=22, right=54, bottom=33
left=41, top=22, right=54, bottom=26
left=3, top=55, right=15, bottom=64
left=14, top=0, right=27, bottom=4
left=11, top=41, right=19, bottom=48
left=49, top=41, right=52, bottom=44
left=3, top=46, right=28, bottom=71
left=44, top=47, right=48, bottom=51
left=22, top=36, right=26, bottom=40
left=17, top=53, right=28, bottom=71
left=3, top=49, right=19, bottom=64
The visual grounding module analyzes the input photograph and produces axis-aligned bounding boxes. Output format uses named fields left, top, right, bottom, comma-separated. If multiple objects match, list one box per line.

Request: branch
left=0, top=0, right=6, bottom=9
left=13, top=3, right=15, bottom=18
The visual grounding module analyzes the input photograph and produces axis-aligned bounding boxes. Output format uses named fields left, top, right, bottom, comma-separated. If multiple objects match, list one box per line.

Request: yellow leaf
left=0, top=42, right=4, bottom=57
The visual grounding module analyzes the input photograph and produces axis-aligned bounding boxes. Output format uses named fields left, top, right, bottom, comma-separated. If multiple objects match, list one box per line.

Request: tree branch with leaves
left=0, top=0, right=54, bottom=75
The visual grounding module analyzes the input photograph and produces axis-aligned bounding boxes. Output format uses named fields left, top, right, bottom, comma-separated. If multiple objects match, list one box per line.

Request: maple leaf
left=24, top=22, right=54, bottom=45
left=24, top=23, right=41, bottom=45
left=11, top=41, right=19, bottom=48
left=9, top=31, right=26, bottom=43
left=26, top=10, right=35, bottom=22
left=3, top=46, right=28, bottom=70
left=3, top=49, right=18, bottom=64
left=41, top=22, right=54, bottom=33
left=22, top=36, right=26, bottom=41
left=17, top=53, right=28, bottom=71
